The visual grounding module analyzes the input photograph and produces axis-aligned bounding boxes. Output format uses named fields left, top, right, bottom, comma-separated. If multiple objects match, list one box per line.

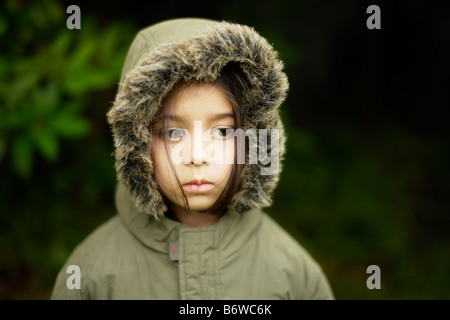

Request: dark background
left=1, top=0, right=449, bottom=299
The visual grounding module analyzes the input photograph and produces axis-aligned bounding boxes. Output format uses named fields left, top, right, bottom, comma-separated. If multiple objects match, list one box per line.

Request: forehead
left=163, top=82, right=233, bottom=118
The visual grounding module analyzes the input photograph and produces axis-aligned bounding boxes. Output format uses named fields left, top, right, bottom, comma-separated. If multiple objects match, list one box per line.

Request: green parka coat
left=50, top=18, right=334, bottom=300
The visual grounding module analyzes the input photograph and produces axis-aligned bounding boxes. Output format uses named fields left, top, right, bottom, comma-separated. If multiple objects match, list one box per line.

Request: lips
left=183, top=180, right=214, bottom=193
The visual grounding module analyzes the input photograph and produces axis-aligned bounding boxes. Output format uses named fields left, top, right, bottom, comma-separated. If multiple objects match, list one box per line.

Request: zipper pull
left=169, top=227, right=179, bottom=261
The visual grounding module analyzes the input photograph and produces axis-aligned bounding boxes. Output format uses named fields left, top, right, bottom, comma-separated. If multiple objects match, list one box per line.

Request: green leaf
left=64, top=69, right=108, bottom=94
left=50, top=30, right=71, bottom=56
left=9, top=72, right=40, bottom=108
left=96, top=24, right=122, bottom=62
left=12, top=134, right=33, bottom=178
left=35, top=82, right=59, bottom=113
left=51, top=110, right=91, bottom=139
left=68, top=38, right=96, bottom=72
left=83, top=70, right=118, bottom=90
left=33, top=129, right=58, bottom=163
left=3, top=106, right=34, bottom=131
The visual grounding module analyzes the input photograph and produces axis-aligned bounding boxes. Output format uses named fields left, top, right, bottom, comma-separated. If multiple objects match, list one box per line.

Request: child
left=50, top=17, right=334, bottom=300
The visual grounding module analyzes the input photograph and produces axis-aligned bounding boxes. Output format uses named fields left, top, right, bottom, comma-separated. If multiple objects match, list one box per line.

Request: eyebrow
left=154, top=113, right=234, bottom=123
left=209, top=112, right=235, bottom=122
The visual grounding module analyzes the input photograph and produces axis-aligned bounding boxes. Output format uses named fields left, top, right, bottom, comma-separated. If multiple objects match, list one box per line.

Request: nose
left=191, top=122, right=204, bottom=164
left=183, top=121, right=211, bottom=165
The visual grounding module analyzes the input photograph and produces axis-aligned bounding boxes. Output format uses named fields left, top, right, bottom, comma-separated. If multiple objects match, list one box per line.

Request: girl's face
left=151, top=82, right=235, bottom=213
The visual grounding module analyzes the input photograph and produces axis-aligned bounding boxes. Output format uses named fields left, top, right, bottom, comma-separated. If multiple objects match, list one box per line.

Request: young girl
left=51, top=17, right=334, bottom=300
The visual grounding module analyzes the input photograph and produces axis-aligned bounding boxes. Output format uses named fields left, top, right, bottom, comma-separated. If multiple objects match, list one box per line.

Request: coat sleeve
left=305, top=266, right=335, bottom=300
left=49, top=217, right=121, bottom=300
left=50, top=265, right=85, bottom=300
left=260, top=213, right=335, bottom=300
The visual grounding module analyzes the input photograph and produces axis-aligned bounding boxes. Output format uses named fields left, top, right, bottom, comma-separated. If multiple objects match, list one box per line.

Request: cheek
left=223, top=139, right=236, bottom=164
left=213, top=159, right=234, bottom=182
left=212, top=139, right=235, bottom=164
left=151, top=140, right=171, bottom=186
left=216, top=163, right=234, bottom=189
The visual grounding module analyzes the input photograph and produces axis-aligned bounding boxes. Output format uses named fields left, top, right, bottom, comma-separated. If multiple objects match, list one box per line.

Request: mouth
left=183, top=180, right=214, bottom=193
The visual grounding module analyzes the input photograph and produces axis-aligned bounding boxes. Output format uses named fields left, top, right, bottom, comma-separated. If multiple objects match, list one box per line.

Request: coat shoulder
left=258, top=211, right=335, bottom=300
left=50, top=215, right=134, bottom=299
left=66, top=215, right=129, bottom=267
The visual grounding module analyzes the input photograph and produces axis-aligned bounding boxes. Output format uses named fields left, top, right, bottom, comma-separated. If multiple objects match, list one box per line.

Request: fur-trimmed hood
left=107, top=18, right=289, bottom=218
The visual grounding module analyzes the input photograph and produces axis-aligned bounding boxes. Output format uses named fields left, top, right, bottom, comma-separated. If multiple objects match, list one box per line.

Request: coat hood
left=107, top=18, right=289, bottom=218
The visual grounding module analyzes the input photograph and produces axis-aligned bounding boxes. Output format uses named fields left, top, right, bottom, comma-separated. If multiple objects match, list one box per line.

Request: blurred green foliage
left=270, top=119, right=450, bottom=299
left=0, top=0, right=136, bottom=298
left=0, top=0, right=131, bottom=178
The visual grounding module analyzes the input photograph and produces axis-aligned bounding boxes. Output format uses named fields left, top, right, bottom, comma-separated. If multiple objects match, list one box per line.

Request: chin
left=187, top=204, right=215, bottom=213
left=186, top=200, right=216, bottom=212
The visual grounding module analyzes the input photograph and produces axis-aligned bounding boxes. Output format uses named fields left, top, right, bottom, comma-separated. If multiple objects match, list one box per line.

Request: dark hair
left=153, top=63, right=250, bottom=218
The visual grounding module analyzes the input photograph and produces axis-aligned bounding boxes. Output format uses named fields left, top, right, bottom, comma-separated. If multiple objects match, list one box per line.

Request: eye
left=211, top=128, right=234, bottom=139
left=159, top=128, right=186, bottom=142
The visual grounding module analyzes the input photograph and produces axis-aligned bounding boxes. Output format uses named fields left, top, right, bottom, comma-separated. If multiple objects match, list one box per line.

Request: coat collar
left=115, top=181, right=263, bottom=256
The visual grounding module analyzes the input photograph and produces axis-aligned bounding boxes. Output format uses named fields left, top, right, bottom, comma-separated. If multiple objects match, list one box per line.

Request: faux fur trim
left=107, top=20, right=289, bottom=218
